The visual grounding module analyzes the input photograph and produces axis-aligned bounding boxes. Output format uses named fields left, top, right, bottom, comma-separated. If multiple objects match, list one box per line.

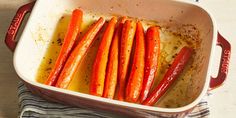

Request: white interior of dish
left=13, top=0, right=217, bottom=112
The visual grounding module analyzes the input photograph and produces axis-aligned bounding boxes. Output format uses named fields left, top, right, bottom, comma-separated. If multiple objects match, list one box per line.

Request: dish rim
left=12, top=0, right=218, bottom=113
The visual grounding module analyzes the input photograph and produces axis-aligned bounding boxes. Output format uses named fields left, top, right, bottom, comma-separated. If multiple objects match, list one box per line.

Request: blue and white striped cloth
left=18, top=82, right=210, bottom=118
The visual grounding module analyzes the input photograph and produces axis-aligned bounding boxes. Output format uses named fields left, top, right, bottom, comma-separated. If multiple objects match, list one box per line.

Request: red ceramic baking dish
left=5, top=0, right=231, bottom=117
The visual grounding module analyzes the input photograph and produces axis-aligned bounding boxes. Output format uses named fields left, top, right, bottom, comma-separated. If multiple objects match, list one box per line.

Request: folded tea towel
left=18, top=82, right=210, bottom=118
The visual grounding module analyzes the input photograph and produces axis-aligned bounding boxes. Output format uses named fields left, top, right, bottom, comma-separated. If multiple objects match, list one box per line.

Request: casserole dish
left=5, top=0, right=231, bottom=117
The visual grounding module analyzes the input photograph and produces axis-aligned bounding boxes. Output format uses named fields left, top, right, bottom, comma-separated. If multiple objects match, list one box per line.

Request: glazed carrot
left=55, top=17, right=105, bottom=89
left=139, top=26, right=161, bottom=103
left=103, top=17, right=126, bottom=99
left=125, top=21, right=145, bottom=103
left=90, top=17, right=117, bottom=96
left=45, top=9, right=83, bottom=86
left=142, top=47, right=193, bottom=106
left=117, top=20, right=136, bottom=101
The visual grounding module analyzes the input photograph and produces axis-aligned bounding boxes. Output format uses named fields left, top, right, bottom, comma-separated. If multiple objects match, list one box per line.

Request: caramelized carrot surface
left=139, top=26, right=161, bottom=103
left=125, top=21, right=145, bottom=103
left=45, top=9, right=83, bottom=86
left=117, top=20, right=136, bottom=101
left=142, top=47, right=193, bottom=106
left=90, top=17, right=117, bottom=96
left=55, top=17, right=105, bottom=89
left=41, top=8, right=197, bottom=108
left=103, top=17, right=126, bottom=99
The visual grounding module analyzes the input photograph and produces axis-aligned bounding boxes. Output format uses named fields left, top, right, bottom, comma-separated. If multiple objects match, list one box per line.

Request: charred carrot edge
left=55, top=17, right=105, bottom=89
left=142, top=46, right=193, bottom=106
left=103, top=17, right=126, bottom=99
left=45, top=9, right=83, bottom=86
left=90, top=17, right=117, bottom=96
left=139, top=26, right=161, bottom=103
left=125, top=21, right=145, bottom=103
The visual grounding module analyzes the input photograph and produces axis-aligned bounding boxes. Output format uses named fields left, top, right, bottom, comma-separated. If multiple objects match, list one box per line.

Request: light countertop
left=200, top=0, right=236, bottom=118
left=0, top=0, right=235, bottom=118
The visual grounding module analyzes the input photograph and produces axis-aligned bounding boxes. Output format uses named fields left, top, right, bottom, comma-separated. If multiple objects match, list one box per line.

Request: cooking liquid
left=36, top=12, right=201, bottom=108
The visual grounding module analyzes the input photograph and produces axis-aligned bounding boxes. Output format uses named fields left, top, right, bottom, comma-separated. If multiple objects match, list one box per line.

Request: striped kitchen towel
left=18, top=82, right=210, bottom=118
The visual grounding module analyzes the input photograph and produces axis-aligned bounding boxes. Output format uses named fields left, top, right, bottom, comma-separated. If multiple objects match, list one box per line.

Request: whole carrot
left=90, top=17, right=117, bottom=96
left=117, top=20, right=136, bottom=101
left=103, top=17, right=126, bottom=99
left=45, top=9, right=83, bottom=86
left=55, top=17, right=105, bottom=89
left=142, top=47, right=193, bottom=106
left=125, top=21, right=145, bottom=103
left=139, top=26, right=161, bottom=103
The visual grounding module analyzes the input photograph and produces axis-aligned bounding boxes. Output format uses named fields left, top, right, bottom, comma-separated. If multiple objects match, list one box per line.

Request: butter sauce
left=36, top=12, right=201, bottom=108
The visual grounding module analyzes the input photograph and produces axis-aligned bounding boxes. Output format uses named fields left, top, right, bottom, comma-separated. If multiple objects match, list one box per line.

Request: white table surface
left=0, top=0, right=235, bottom=118
left=199, top=0, right=236, bottom=118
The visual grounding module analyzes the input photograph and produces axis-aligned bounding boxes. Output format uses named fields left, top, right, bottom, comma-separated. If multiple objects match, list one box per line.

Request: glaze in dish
left=35, top=12, right=202, bottom=108
left=10, top=0, right=227, bottom=117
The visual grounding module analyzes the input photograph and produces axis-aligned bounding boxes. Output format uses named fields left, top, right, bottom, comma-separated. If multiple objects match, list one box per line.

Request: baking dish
left=5, top=0, right=231, bottom=117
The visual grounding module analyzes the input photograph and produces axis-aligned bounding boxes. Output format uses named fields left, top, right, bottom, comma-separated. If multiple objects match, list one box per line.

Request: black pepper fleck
left=165, top=105, right=170, bottom=108
left=48, top=58, right=52, bottom=64
left=173, top=46, right=178, bottom=50
left=57, top=38, right=63, bottom=46
left=45, top=67, right=52, bottom=71
left=172, top=55, right=175, bottom=58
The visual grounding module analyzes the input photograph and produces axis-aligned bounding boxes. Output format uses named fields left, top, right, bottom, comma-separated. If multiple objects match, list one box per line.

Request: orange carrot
left=103, top=17, right=126, bottom=99
left=90, top=17, right=117, bottom=96
left=139, top=26, right=161, bottom=103
left=117, top=20, right=136, bottom=101
left=125, top=21, right=145, bottom=102
left=45, top=9, right=83, bottom=86
left=55, top=17, right=105, bottom=89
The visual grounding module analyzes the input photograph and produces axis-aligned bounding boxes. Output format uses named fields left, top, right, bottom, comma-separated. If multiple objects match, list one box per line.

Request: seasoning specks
left=57, top=38, right=63, bottom=46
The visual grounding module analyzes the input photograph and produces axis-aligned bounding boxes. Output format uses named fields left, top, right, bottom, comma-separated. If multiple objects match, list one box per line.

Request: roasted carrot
left=142, top=46, right=193, bottom=106
left=103, top=17, right=126, bottom=99
left=90, top=17, right=117, bottom=96
left=117, top=20, right=136, bottom=101
left=45, top=9, right=83, bottom=86
left=125, top=21, right=145, bottom=103
left=139, top=26, right=161, bottom=103
left=55, top=17, right=105, bottom=89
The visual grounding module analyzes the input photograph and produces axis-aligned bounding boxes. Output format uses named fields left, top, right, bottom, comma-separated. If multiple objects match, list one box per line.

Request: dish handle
left=5, top=1, right=35, bottom=52
left=209, top=32, right=231, bottom=90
